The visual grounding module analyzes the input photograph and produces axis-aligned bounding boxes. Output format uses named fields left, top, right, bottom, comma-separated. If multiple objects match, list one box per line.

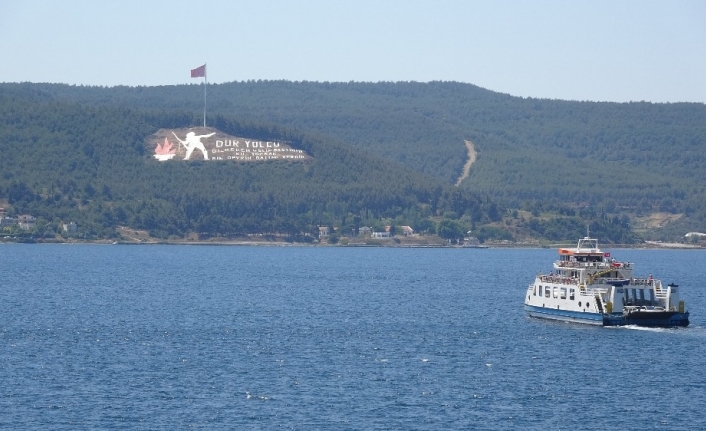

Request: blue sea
left=1, top=244, right=705, bottom=430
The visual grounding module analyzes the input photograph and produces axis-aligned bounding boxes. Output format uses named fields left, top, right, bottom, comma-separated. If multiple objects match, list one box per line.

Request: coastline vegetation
left=1, top=81, right=704, bottom=245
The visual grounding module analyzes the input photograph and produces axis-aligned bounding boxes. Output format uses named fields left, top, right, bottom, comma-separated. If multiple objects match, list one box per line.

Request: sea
left=1, top=244, right=705, bottom=430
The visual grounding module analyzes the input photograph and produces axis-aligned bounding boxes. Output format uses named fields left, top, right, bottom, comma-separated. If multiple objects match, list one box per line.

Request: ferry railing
left=539, top=275, right=580, bottom=285
left=577, top=281, right=608, bottom=296
left=629, top=278, right=665, bottom=293
left=556, top=261, right=632, bottom=270
left=578, top=287, right=609, bottom=296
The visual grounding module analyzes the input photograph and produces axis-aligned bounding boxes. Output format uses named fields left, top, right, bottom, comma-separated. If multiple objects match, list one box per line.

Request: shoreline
left=1, top=238, right=703, bottom=250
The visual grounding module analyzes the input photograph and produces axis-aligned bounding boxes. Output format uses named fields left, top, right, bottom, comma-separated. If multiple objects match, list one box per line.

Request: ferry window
left=544, top=286, right=550, bottom=298
left=560, top=288, right=567, bottom=299
left=569, top=288, right=575, bottom=300
left=553, top=287, right=559, bottom=298
left=578, top=301, right=582, bottom=307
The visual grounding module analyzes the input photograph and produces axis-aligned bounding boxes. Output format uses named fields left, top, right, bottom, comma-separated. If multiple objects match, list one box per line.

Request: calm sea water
left=1, top=244, right=705, bottom=430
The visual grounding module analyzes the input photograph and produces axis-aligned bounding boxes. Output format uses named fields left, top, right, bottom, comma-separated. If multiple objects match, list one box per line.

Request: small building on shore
left=18, top=215, right=36, bottom=231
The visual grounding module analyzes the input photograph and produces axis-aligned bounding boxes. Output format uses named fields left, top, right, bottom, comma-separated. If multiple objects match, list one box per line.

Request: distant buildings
left=17, top=215, right=36, bottom=231
left=316, top=224, right=417, bottom=240
left=358, top=226, right=372, bottom=237
left=370, top=225, right=414, bottom=238
left=0, top=206, right=17, bottom=228
left=685, top=232, right=706, bottom=238
left=0, top=207, right=77, bottom=235
left=371, top=230, right=390, bottom=238
left=399, top=226, right=414, bottom=236
left=0, top=216, right=16, bottom=227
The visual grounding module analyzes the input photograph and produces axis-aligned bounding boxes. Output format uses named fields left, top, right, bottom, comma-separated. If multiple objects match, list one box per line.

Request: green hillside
left=0, top=89, right=505, bottom=242
left=1, top=81, right=704, bottom=242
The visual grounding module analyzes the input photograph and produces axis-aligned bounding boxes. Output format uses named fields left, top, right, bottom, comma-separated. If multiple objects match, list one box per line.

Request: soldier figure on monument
left=172, top=131, right=215, bottom=160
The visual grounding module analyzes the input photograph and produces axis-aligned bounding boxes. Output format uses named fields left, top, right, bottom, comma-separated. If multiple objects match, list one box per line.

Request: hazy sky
left=1, top=0, right=704, bottom=103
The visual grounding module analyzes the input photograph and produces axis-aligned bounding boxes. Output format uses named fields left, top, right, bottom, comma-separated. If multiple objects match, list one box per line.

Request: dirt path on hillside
left=455, top=140, right=477, bottom=186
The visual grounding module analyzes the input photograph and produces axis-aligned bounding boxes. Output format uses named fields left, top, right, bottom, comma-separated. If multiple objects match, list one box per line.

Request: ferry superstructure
left=524, top=237, right=689, bottom=327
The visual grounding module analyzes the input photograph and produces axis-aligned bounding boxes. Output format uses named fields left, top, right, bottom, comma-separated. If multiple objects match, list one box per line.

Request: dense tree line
left=2, top=80, right=703, bottom=241
left=0, top=91, right=505, bottom=241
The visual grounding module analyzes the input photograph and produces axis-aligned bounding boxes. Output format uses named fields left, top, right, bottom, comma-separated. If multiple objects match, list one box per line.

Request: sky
left=1, top=0, right=705, bottom=103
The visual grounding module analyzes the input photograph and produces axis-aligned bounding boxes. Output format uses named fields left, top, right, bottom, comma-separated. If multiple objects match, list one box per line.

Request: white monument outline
left=172, top=131, right=215, bottom=160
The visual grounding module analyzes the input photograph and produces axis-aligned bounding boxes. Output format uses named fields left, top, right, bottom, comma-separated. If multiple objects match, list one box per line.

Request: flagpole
left=203, top=62, right=207, bottom=128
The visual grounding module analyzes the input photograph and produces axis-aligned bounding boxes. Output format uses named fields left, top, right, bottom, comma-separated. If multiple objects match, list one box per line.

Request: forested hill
left=0, top=89, right=502, bottom=242
left=1, top=81, right=705, bottom=241
left=4, top=82, right=705, bottom=224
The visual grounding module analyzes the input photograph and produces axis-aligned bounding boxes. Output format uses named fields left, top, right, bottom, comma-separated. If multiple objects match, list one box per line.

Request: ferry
left=524, top=237, right=689, bottom=327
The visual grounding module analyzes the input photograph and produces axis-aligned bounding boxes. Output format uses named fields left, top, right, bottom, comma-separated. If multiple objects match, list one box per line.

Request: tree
left=437, top=219, right=463, bottom=241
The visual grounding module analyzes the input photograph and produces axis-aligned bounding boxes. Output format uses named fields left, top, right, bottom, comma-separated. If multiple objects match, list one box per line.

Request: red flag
left=191, top=64, right=206, bottom=78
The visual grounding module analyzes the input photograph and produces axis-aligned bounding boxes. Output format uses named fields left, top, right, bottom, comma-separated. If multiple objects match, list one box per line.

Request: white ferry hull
left=525, top=304, right=690, bottom=327
left=524, top=304, right=603, bottom=325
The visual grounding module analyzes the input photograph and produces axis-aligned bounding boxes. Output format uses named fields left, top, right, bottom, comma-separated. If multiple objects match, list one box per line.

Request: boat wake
left=612, top=325, right=674, bottom=333
left=611, top=324, right=706, bottom=335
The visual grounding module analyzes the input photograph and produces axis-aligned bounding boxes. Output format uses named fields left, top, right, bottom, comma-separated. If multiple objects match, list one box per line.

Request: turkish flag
left=191, top=64, right=206, bottom=78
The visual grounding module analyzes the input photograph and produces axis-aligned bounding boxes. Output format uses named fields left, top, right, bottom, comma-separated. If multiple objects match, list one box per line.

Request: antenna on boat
left=586, top=225, right=590, bottom=239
